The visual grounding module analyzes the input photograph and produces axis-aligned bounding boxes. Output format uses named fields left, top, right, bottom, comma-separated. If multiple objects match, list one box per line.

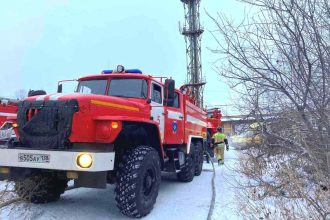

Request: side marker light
left=111, top=121, right=119, bottom=129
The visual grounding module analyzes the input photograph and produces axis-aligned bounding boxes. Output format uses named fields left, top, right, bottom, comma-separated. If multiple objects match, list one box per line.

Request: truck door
left=164, top=92, right=184, bottom=144
left=150, top=82, right=165, bottom=142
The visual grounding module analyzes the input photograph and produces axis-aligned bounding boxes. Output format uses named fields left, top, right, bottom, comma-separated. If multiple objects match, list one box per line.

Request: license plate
left=18, top=153, right=50, bottom=163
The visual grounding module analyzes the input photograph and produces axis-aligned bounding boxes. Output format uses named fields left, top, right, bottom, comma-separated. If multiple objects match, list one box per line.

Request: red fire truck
left=207, top=108, right=222, bottom=136
left=0, top=66, right=207, bottom=218
left=0, top=99, right=18, bottom=126
left=205, top=108, right=222, bottom=158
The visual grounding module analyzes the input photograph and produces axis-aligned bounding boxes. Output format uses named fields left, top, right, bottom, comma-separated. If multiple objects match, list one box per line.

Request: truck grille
left=17, top=100, right=79, bottom=149
left=26, top=108, right=41, bottom=121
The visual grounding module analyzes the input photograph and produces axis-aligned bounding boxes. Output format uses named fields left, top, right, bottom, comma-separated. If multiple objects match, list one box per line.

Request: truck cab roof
left=79, top=73, right=153, bottom=82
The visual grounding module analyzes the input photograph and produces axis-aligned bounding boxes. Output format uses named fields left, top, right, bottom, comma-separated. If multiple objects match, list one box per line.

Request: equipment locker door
left=150, top=82, right=165, bottom=142
left=164, top=92, right=184, bottom=144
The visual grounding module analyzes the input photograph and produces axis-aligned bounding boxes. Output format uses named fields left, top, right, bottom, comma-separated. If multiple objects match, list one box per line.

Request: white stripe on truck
left=0, top=112, right=16, bottom=117
left=187, top=115, right=207, bottom=127
left=167, top=110, right=183, bottom=120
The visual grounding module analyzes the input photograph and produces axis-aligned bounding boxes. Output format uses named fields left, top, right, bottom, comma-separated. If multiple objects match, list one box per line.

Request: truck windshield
left=77, top=79, right=108, bottom=95
left=109, top=78, right=148, bottom=98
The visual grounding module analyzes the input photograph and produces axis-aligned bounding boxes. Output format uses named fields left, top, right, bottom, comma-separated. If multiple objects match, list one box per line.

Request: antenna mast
left=180, top=0, right=205, bottom=108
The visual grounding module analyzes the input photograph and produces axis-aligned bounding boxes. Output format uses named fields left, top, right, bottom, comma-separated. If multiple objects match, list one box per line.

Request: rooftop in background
left=222, top=114, right=277, bottom=122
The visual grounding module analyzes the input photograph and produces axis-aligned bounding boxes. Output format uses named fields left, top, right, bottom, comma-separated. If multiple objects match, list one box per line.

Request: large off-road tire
left=177, top=149, right=195, bottom=182
left=194, top=142, right=204, bottom=176
left=115, top=146, right=161, bottom=218
left=15, top=172, right=68, bottom=204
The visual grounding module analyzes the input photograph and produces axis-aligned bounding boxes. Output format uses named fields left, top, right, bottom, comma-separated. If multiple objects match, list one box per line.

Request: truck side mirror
left=164, top=79, right=175, bottom=106
left=57, top=84, right=63, bottom=93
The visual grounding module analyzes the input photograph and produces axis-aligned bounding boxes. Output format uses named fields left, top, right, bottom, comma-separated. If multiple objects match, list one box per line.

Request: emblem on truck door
left=172, top=121, right=178, bottom=134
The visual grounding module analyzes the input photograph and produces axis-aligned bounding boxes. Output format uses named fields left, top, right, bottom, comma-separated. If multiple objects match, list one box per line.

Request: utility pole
left=180, top=0, right=205, bottom=108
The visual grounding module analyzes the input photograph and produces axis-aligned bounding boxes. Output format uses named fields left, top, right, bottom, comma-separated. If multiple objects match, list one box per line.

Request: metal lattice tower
left=180, top=0, right=204, bottom=108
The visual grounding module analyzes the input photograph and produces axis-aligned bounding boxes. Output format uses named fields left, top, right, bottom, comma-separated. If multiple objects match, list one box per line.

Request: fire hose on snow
left=205, top=151, right=216, bottom=220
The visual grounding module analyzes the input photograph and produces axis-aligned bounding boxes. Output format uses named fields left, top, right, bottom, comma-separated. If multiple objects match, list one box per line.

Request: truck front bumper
left=0, top=147, right=115, bottom=172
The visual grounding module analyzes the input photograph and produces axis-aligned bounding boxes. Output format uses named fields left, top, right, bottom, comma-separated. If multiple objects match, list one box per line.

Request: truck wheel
left=15, top=173, right=68, bottom=204
left=194, top=142, right=204, bottom=176
left=177, top=150, right=195, bottom=182
left=115, top=146, right=161, bottom=218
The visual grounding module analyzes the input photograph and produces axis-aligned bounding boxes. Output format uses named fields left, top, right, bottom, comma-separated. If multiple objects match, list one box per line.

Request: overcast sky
left=0, top=0, right=246, bottom=112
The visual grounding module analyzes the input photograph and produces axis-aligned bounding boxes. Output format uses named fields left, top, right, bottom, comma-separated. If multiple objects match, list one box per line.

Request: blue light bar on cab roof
left=126, top=69, right=142, bottom=73
left=102, top=69, right=143, bottom=74
left=102, top=70, right=113, bottom=74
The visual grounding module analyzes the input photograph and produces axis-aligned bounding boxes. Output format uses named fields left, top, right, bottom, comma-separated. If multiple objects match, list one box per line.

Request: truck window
left=151, top=84, right=162, bottom=104
left=167, top=92, right=180, bottom=108
left=173, top=92, right=180, bottom=108
left=109, top=78, right=148, bottom=98
left=77, top=79, right=108, bottom=95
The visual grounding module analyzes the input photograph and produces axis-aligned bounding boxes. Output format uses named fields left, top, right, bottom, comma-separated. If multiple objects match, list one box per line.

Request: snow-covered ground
left=0, top=149, right=243, bottom=220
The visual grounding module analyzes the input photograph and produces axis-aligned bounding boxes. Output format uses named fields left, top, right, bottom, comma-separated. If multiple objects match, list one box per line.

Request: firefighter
left=212, top=127, right=229, bottom=165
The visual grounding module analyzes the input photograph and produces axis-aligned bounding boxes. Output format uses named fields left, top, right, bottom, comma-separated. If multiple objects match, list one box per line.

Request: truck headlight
left=76, top=153, right=93, bottom=168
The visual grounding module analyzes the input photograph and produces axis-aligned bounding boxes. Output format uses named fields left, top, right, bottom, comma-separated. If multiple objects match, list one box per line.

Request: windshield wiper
left=112, top=95, right=130, bottom=98
left=112, top=95, right=141, bottom=98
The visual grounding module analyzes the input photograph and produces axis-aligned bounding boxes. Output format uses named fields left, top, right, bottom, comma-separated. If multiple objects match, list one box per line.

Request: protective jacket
left=212, top=132, right=227, bottom=147
left=212, top=132, right=229, bottom=162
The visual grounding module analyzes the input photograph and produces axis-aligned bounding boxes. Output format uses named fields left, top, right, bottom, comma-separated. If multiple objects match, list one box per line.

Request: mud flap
left=74, top=171, right=107, bottom=189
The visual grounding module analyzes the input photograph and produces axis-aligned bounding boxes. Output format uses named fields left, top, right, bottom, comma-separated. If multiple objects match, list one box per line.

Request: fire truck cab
left=0, top=66, right=206, bottom=218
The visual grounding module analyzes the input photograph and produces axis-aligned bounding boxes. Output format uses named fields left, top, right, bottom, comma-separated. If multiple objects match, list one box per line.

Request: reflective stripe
left=0, top=112, right=16, bottom=117
left=187, top=115, right=207, bottom=127
left=168, top=110, right=183, bottom=120
left=91, top=100, right=139, bottom=112
left=213, top=132, right=226, bottom=142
